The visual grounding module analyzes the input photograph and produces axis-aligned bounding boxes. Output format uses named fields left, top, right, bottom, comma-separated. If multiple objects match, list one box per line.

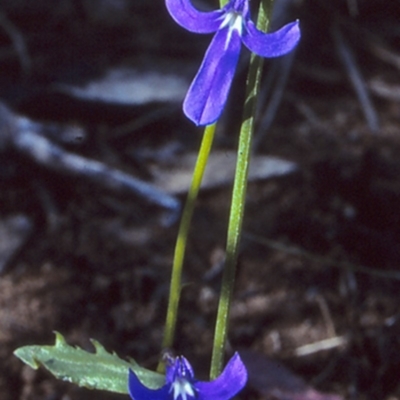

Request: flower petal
left=166, top=356, right=195, bottom=384
left=166, top=0, right=224, bottom=33
left=224, top=0, right=249, bottom=17
left=183, top=27, right=241, bottom=126
left=242, top=20, right=301, bottom=58
left=128, top=370, right=170, bottom=400
left=195, top=353, right=248, bottom=400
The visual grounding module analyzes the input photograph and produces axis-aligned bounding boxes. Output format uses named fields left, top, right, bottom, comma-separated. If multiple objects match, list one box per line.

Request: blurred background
left=1, top=0, right=400, bottom=399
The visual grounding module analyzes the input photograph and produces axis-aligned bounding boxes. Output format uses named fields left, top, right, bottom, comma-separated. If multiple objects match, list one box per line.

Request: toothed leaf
left=14, top=332, right=164, bottom=394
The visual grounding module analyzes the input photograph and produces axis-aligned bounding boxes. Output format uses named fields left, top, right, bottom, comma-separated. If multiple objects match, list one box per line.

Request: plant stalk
left=210, top=0, right=271, bottom=378
left=159, top=123, right=216, bottom=372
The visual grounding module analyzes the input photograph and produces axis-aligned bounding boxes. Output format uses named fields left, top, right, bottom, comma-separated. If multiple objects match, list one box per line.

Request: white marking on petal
left=220, top=11, right=243, bottom=49
left=220, top=11, right=244, bottom=33
left=170, top=378, right=196, bottom=400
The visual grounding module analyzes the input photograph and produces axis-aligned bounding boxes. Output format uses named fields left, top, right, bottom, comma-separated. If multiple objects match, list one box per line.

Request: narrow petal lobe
left=242, top=20, right=301, bottom=58
left=196, top=353, right=248, bottom=400
left=166, top=0, right=224, bottom=33
left=183, top=26, right=242, bottom=126
left=128, top=370, right=170, bottom=400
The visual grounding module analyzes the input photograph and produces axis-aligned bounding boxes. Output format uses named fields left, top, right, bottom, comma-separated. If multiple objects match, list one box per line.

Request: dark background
left=1, top=0, right=400, bottom=399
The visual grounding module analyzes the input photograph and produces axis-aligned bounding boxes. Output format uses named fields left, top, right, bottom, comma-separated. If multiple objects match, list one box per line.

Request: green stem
left=210, top=1, right=270, bottom=379
left=158, top=123, right=216, bottom=372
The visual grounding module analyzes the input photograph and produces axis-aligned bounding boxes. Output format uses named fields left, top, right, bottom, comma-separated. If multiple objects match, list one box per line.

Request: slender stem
left=158, top=123, right=216, bottom=372
left=210, top=1, right=270, bottom=379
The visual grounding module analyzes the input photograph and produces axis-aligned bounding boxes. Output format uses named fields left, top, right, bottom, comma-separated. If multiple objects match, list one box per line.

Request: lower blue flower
left=128, top=353, right=247, bottom=400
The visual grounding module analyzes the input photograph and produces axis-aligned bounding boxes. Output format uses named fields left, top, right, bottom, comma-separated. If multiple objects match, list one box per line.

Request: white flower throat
left=221, top=11, right=244, bottom=49
left=170, top=377, right=196, bottom=400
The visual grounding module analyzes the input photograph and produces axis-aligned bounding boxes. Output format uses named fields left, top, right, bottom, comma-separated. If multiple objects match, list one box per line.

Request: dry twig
left=0, top=103, right=180, bottom=223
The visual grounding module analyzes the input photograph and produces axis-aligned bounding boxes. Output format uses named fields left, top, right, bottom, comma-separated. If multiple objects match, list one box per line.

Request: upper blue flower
left=166, top=0, right=301, bottom=126
left=128, top=352, right=247, bottom=400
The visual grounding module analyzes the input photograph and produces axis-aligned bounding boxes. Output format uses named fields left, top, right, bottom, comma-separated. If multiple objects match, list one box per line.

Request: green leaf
left=14, top=332, right=164, bottom=394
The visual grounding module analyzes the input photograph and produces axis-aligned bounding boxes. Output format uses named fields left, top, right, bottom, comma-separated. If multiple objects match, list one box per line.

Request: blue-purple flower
left=128, top=352, right=247, bottom=400
left=166, top=0, right=301, bottom=126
